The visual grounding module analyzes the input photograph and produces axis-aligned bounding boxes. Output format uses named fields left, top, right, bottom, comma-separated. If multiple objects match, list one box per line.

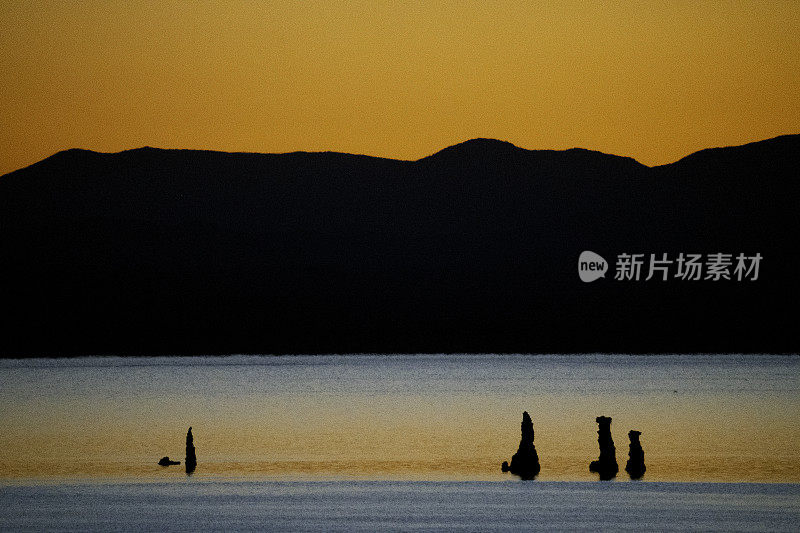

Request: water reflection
left=0, top=354, right=798, bottom=482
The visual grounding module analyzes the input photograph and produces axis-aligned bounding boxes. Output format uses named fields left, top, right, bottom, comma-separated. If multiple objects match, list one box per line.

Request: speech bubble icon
left=578, top=250, right=608, bottom=282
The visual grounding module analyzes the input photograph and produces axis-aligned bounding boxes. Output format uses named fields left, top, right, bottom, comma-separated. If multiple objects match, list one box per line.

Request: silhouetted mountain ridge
left=665, top=134, right=800, bottom=169
left=1, top=135, right=797, bottom=355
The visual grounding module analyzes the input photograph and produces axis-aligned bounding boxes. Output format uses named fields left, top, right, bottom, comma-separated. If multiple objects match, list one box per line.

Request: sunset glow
left=2, top=1, right=798, bottom=175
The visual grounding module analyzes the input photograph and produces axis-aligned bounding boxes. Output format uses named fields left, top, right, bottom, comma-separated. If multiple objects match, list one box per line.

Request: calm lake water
left=2, top=480, right=799, bottom=532
left=1, top=354, right=799, bottom=530
left=1, top=354, right=799, bottom=482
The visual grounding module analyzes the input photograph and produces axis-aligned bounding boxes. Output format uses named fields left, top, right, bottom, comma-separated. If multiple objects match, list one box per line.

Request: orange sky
left=1, top=1, right=798, bottom=175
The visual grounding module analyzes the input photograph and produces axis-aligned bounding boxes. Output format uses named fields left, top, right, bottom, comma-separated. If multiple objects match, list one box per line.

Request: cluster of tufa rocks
left=502, top=413, right=645, bottom=480
left=161, top=418, right=643, bottom=481
left=157, top=427, right=197, bottom=475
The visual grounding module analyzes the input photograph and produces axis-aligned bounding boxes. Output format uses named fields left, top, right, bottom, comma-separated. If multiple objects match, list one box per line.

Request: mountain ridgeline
left=1, top=136, right=798, bottom=355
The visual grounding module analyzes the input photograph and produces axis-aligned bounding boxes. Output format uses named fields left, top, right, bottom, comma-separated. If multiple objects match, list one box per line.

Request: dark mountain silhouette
left=0, top=135, right=798, bottom=356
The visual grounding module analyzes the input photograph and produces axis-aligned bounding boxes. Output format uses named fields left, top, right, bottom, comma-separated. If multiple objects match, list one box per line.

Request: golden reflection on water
left=0, top=355, right=798, bottom=482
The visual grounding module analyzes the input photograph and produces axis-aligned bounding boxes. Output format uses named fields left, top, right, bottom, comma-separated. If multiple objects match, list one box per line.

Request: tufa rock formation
left=158, top=456, right=180, bottom=466
left=625, top=430, right=646, bottom=479
left=503, top=411, right=540, bottom=479
left=589, top=416, right=618, bottom=480
left=185, top=427, right=197, bottom=474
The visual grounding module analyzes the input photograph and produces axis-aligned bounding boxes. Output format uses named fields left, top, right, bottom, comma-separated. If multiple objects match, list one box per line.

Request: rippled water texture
left=3, top=481, right=799, bottom=532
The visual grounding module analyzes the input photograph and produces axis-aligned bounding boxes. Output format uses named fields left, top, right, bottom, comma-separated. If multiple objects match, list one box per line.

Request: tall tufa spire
left=502, top=411, right=541, bottom=479
left=185, top=427, right=197, bottom=474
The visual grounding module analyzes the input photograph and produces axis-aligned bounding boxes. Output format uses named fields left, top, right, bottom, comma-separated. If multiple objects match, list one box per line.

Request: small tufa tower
left=185, top=427, right=197, bottom=474
left=625, top=430, right=646, bottom=479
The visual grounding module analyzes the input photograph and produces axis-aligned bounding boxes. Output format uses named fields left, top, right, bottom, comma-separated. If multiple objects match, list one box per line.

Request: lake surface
left=2, top=480, right=799, bottom=532
left=1, top=354, right=799, bottom=530
left=1, top=354, right=798, bottom=482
